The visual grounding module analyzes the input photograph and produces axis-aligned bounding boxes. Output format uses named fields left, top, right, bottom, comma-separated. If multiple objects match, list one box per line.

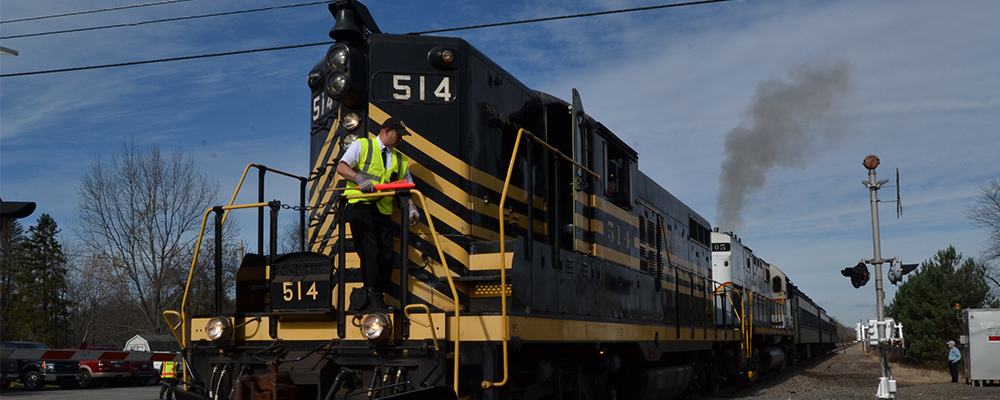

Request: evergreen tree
left=1, top=218, right=28, bottom=341
left=886, top=246, right=999, bottom=366
left=16, top=214, right=73, bottom=346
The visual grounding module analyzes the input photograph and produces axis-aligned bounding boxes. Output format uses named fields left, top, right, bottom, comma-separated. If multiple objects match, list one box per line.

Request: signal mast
left=841, top=154, right=917, bottom=399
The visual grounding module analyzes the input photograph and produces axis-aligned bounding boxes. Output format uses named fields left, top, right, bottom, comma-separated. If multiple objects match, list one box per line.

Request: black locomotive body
left=165, top=2, right=835, bottom=400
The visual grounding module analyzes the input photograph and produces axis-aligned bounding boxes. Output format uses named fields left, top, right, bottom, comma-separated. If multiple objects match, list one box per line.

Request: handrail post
left=403, top=304, right=439, bottom=351
left=269, top=201, right=279, bottom=264
left=398, top=191, right=412, bottom=339
left=214, top=206, right=224, bottom=313
left=258, top=167, right=267, bottom=255
left=300, top=178, right=307, bottom=252
left=337, top=196, right=348, bottom=339
left=483, top=128, right=527, bottom=390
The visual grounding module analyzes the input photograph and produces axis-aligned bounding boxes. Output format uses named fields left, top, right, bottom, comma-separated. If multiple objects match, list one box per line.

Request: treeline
left=886, top=246, right=999, bottom=366
left=1, top=141, right=244, bottom=349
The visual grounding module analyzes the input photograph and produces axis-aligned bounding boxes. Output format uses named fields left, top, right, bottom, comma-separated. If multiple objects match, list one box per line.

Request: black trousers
left=949, top=361, right=959, bottom=382
left=347, top=201, right=395, bottom=293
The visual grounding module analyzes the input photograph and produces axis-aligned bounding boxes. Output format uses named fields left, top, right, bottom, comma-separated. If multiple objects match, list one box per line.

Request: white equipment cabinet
left=961, top=308, right=1000, bottom=386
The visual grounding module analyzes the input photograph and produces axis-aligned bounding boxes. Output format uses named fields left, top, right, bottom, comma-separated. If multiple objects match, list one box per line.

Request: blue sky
left=2, top=0, right=999, bottom=327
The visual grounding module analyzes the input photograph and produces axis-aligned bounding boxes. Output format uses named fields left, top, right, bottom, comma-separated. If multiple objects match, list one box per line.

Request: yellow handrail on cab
left=222, top=164, right=306, bottom=227
left=485, top=128, right=601, bottom=390
left=345, top=189, right=461, bottom=395
left=165, top=202, right=272, bottom=384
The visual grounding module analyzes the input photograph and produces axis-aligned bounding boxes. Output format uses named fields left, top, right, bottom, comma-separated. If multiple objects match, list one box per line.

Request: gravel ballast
left=712, top=344, right=1000, bottom=399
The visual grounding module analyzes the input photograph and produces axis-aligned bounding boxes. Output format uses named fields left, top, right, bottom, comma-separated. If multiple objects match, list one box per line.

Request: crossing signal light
left=888, top=262, right=919, bottom=285
left=841, top=262, right=870, bottom=288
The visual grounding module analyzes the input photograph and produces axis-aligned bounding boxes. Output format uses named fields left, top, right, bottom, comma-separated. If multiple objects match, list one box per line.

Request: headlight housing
left=342, top=132, right=362, bottom=148
left=361, top=313, right=392, bottom=341
left=327, top=46, right=348, bottom=69
left=342, top=112, right=362, bottom=131
left=326, top=72, right=348, bottom=96
left=206, top=317, right=233, bottom=342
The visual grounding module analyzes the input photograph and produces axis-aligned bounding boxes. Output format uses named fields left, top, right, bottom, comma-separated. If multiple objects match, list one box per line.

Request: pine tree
left=1, top=218, right=28, bottom=341
left=17, top=214, right=73, bottom=346
left=886, top=246, right=999, bottom=366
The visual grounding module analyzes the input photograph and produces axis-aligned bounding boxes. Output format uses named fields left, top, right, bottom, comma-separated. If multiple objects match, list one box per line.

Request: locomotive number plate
left=270, top=253, right=332, bottom=311
left=311, top=90, right=336, bottom=123
left=373, top=73, right=456, bottom=104
left=712, top=243, right=731, bottom=252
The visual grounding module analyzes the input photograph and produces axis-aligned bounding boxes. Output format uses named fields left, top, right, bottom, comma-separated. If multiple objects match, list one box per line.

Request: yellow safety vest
left=344, top=138, right=409, bottom=215
left=161, top=361, right=176, bottom=378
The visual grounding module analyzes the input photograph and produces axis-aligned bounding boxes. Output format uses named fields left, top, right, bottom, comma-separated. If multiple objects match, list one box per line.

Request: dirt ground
left=715, top=343, right=1000, bottom=399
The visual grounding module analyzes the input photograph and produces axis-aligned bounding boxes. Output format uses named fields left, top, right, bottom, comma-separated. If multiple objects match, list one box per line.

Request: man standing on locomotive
left=337, top=117, right=420, bottom=310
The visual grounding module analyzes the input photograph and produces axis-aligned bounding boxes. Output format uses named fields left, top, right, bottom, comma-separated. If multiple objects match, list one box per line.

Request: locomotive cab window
left=605, top=148, right=631, bottom=209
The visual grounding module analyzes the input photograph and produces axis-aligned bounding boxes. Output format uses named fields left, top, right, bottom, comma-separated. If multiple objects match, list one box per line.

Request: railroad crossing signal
left=841, top=262, right=870, bottom=288
left=887, top=261, right=918, bottom=285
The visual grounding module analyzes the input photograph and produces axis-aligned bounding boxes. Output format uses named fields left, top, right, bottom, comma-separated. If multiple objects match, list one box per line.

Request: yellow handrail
left=404, top=304, right=439, bottom=351
left=162, top=311, right=183, bottom=346
left=166, top=202, right=271, bottom=384
left=483, top=128, right=602, bottom=390
left=482, top=129, right=524, bottom=389
left=222, top=164, right=307, bottom=227
left=746, top=291, right=754, bottom=364
left=345, top=189, right=460, bottom=395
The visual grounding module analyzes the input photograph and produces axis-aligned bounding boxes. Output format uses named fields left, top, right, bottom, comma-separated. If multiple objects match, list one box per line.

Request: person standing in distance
left=337, top=117, right=420, bottom=310
left=947, top=340, right=961, bottom=383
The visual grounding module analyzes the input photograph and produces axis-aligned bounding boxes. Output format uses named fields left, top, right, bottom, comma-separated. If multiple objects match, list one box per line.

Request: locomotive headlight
left=206, top=317, right=233, bottom=342
left=327, top=46, right=348, bottom=69
left=440, top=49, right=454, bottom=64
left=342, top=132, right=362, bottom=148
left=428, top=46, right=457, bottom=70
left=326, top=72, right=348, bottom=96
left=361, top=313, right=392, bottom=341
left=342, top=112, right=362, bottom=131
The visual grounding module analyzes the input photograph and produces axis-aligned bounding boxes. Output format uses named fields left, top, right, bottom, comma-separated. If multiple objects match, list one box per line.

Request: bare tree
left=75, top=141, right=225, bottom=335
left=970, top=178, right=1000, bottom=263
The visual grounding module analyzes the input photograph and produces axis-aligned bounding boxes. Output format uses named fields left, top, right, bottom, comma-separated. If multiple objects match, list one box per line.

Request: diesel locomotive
left=162, top=1, right=837, bottom=399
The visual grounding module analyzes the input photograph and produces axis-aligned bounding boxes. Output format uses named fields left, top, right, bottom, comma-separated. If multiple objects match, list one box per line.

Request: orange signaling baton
left=327, top=179, right=415, bottom=192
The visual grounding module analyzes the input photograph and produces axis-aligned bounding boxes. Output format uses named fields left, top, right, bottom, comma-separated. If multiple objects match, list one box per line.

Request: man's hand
left=353, top=174, right=376, bottom=193
left=408, top=203, right=420, bottom=226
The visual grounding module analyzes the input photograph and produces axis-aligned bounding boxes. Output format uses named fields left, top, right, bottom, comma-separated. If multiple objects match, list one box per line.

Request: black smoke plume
left=716, top=59, right=852, bottom=231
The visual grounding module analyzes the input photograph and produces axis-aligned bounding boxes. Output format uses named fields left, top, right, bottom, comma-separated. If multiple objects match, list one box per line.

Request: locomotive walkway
left=714, top=343, right=999, bottom=399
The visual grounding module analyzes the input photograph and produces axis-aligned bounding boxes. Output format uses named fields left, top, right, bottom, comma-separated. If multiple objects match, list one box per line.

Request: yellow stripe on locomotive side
left=228, top=314, right=741, bottom=344
left=369, top=105, right=545, bottom=210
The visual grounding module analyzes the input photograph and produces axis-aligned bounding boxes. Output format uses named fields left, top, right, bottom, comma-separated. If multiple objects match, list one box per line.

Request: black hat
left=383, top=117, right=411, bottom=135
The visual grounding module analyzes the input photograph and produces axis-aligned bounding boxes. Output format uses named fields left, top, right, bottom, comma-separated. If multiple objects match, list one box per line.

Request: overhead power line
left=0, top=41, right=334, bottom=78
left=0, top=0, right=736, bottom=78
left=410, top=0, right=736, bottom=35
left=2, top=1, right=335, bottom=40
left=1, top=0, right=195, bottom=24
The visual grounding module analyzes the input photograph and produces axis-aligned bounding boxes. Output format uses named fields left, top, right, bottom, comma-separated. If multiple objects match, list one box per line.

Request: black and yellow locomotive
left=163, top=2, right=833, bottom=399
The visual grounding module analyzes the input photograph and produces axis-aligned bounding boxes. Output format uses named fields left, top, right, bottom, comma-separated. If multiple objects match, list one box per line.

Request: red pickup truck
left=130, top=359, right=159, bottom=386
left=67, top=345, right=130, bottom=388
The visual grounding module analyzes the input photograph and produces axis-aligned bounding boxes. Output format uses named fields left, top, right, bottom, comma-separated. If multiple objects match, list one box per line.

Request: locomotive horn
left=328, top=0, right=381, bottom=43
left=329, top=8, right=364, bottom=43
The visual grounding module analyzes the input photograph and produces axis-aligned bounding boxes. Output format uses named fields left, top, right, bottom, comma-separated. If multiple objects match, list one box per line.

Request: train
left=162, top=1, right=838, bottom=399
